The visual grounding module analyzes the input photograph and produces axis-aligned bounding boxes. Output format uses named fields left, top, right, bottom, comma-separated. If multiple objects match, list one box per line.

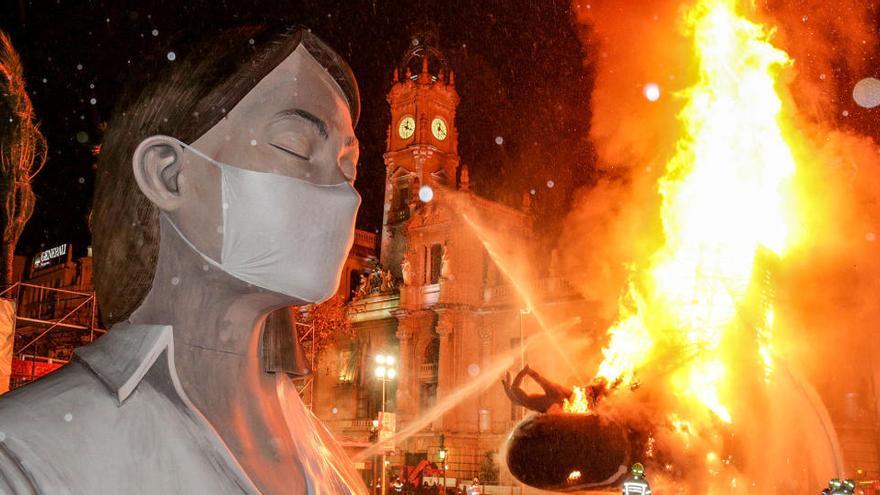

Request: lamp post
left=370, top=419, right=380, bottom=495
left=438, top=433, right=448, bottom=495
left=375, top=353, right=397, bottom=495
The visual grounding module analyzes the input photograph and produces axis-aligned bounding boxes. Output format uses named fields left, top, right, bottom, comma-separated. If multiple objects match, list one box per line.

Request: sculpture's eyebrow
left=272, top=108, right=328, bottom=139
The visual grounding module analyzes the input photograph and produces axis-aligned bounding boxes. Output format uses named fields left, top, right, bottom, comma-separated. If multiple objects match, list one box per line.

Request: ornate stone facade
left=313, top=32, right=599, bottom=485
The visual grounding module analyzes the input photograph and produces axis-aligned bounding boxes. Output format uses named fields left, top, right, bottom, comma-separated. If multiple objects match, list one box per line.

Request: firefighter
left=621, top=463, right=652, bottom=495
left=825, top=478, right=856, bottom=495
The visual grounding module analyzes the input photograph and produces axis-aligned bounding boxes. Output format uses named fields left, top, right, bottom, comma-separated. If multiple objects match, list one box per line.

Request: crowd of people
left=385, top=476, right=483, bottom=495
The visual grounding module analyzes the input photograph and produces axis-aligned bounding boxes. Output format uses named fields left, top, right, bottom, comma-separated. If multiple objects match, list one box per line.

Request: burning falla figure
left=501, top=365, right=645, bottom=492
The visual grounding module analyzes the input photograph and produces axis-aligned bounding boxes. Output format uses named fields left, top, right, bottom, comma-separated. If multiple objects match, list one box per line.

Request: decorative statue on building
left=355, top=272, right=371, bottom=299
left=400, top=256, right=413, bottom=286
left=0, top=26, right=367, bottom=494
left=353, top=267, right=398, bottom=300
left=379, top=269, right=396, bottom=293
left=440, top=246, right=453, bottom=281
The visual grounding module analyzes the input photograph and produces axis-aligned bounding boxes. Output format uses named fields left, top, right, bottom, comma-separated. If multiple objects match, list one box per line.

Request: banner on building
left=0, top=298, right=15, bottom=394
left=11, top=358, right=63, bottom=379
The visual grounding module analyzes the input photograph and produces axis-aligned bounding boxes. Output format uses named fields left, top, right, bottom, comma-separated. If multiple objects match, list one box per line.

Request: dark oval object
left=506, top=413, right=630, bottom=492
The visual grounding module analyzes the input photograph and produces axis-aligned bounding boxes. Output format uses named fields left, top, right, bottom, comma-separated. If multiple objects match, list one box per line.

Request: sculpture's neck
left=127, top=215, right=305, bottom=492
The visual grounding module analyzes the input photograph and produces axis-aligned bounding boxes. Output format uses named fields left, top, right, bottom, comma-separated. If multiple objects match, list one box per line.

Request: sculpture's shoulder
left=0, top=361, right=112, bottom=494
left=0, top=324, right=259, bottom=495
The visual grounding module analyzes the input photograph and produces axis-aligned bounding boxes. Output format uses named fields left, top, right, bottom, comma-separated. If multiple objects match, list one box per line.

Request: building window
left=429, top=244, right=442, bottom=285
left=398, top=185, right=410, bottom=209
left=423, top=246, right=429, bottom=285
left=348, top=270, right=361, bottom=301
left=338, top=350, right=355, bottom=383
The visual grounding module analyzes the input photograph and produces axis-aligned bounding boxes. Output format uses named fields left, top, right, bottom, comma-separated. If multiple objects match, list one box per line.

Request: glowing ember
left=593, top=0, right=797, bottom=427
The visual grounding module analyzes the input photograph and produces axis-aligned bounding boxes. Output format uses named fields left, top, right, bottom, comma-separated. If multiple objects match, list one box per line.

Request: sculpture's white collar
left=74, top=322, right=176, bottom=405
left=73, top=322, right=263, bottom=494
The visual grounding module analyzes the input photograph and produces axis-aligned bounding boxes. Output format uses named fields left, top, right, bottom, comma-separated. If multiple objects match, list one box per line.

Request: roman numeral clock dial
left=398, top=115, right=416, bottom=139
left=431, top=117, right=448, bottom=141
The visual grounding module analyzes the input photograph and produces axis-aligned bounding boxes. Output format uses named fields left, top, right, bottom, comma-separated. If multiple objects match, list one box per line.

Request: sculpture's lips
left=505, top=413, right=631, bottom=492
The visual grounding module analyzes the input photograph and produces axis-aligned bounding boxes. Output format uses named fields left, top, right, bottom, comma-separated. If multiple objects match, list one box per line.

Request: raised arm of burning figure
left=502, top=365, right=572, bottom=414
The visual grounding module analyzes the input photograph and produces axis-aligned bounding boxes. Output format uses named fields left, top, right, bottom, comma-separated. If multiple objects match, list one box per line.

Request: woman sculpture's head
left=92, top=25, right=360, bottom=324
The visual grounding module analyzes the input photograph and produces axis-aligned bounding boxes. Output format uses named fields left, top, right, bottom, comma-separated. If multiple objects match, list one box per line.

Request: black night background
left=1, top=0, right=594, bottom=260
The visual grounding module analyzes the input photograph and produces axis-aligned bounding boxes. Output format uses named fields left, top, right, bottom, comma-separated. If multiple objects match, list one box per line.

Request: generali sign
left=32, top=244, right=70, bottom=271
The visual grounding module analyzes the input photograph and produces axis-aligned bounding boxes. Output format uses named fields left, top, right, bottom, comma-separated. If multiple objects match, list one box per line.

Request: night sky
left=1, top=0, right=594, bottom=259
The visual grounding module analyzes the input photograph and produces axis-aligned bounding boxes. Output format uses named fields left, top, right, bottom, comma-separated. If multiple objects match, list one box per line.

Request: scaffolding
left=1, top=282, right=318, bottom=407
left=293, top=318, right=316, bottom=409
left=0, top=281, right=105, bottom=389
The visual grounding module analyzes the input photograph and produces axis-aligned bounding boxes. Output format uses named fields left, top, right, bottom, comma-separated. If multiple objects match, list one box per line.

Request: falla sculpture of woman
left=0, top=25, right=367, bottom=494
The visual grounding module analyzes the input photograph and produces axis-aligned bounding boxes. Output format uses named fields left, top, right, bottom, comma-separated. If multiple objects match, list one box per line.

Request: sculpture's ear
left=132, top=135, right=185, bottom=211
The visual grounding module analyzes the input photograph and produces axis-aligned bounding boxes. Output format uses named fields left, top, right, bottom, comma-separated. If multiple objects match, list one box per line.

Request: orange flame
left=563, top=385, right=591, bottom=414
left=593, top=0, right=798, bottom=425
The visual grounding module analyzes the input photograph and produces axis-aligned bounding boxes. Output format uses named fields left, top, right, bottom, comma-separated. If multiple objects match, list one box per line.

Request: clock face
left=431, top=117, right=448, bottom=141
left=398, top=116, right=416, bottom=140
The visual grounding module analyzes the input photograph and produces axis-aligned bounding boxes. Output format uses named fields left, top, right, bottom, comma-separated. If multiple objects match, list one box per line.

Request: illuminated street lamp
left=438, top=433, right=448, bottom=494
left=375, top=353, right=397, bottom=412
left=374, top=353, right=397, bottom=495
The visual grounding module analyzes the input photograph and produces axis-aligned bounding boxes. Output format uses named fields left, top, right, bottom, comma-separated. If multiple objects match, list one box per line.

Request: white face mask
left=162, top=140, right=361, bottom=303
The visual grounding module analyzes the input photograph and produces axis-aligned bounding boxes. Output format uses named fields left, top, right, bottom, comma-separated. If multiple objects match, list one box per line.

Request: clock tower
left=380, top=31, right=460, bottom=274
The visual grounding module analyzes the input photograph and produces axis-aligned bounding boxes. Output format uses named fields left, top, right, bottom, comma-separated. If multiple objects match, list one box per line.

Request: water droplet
left=89, top=98, right=96, bottom=105
left=78, top=177, right=85, bottom=184
left=495, top=136, right=504, bottom=145
left=331, top=407, right=339, bottom=414
left=151, top=29, right=159, bottom=36
left=76, top=64, right=83, bottom=70
left=853, top=77, right=880, bottom=108
left=250, top=139, right=257, bottom=146
left=643, top=82, right=661, bottom=102
left=171, top=277, right=180, bottom=286
left=64, top=413, right=73, bottom=422
left=467, top=364, right=481, bottom=377
left=166, top=51, right=176, bottom=61
left=419, top=185, right=434, bottom=203
left=530, top=189, right=536, bottom=195
left=76, top=131, right=89, bottom=143
left=547, top=180, right=555, bottom=188
left=866, top=232, right=876, bottom=242
left=248, top=38, right=255, bottom=45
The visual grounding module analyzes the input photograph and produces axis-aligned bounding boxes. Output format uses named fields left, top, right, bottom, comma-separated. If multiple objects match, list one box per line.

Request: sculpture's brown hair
left=92, top=25, right=359, bottom=324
